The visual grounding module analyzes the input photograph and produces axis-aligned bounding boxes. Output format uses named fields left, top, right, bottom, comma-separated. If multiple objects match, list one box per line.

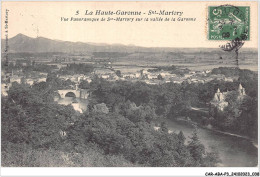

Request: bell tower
left=238, top=83, right=246, bottom=96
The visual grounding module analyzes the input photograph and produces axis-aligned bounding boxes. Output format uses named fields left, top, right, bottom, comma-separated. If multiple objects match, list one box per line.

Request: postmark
left=207, top=5, right=250, bottom=66
left=208, top=5, right=250, bottom=41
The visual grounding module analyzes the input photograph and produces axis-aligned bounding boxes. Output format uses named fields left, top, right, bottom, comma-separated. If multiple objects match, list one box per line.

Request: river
left=163, top=119, right=258, bottom=167
left=56, top=97, right=88, bottom=113
left=56, top=97, right=257, bottom=166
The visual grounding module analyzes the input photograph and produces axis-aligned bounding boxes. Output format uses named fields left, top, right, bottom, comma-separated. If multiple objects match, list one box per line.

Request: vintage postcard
left=1, top=1, right=259, bottom=176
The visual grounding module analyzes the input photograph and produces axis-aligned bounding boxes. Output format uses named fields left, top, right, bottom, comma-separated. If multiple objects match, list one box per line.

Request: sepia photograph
left=0, top=1, right=259, bottom=176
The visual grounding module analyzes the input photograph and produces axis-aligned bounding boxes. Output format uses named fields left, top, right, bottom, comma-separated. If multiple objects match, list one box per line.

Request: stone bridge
left=57, top=89, right=89, bottom=99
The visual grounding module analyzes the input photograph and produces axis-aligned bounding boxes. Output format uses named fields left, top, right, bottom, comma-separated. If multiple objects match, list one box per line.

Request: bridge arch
left=65, top=92, right=77, bottom=98
left=57, top=89, right=87, bottom=99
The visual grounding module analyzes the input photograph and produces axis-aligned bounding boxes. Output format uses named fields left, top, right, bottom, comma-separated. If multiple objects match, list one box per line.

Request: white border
left=1, top=167, right=260, bottom=176
left=0, top=0, right=259, bottom=176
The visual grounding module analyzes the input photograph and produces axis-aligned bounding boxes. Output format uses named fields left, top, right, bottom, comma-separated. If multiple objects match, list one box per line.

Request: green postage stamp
left=208, top=5, right=250, bottom=41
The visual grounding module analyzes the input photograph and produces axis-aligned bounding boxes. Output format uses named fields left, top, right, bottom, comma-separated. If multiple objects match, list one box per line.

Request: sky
left=1, top=1, right=258, bottom=48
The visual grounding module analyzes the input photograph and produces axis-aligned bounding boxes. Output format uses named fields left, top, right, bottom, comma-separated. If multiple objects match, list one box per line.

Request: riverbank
left=175, top=117, right=258, bottom=149
left=155, top=118, right=258, bottom=167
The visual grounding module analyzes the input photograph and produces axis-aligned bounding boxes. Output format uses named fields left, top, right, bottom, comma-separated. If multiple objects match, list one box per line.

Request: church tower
left=211, top=88, right=228, bottom=111
left=75, top=83, right=79, bottom=90
left=238, top=83, right=246, bottom=96
left=214, top=88, right=224, bottom=102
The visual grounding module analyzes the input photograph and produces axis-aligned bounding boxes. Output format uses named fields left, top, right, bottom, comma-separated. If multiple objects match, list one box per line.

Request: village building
left=210, top=84, right=246, bottom=111
left=10, top=75, right=22, bottom=84
left=1, top=83, right=10, bottom=96
left=210, top=88, right=229, bottom=111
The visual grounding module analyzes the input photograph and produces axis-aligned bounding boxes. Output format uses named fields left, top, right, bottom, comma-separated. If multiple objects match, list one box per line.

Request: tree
left=93, top=103, right=109, bottom=114
left=2, top=83, right=77, bottom=149
left=157, top=74, right=163, bottom=80
left=115, top=70, right=122, bottom=77
left=187, top=127, right=205, bottom=166
left=203, top=150, right=221, bottom=167
left=225, top=91, right=238, bottom=105
left=178, top=131, right=186, bottom=144
left=160, top=121, right=168, bottom=133
left=79, top=80, right=90, bottom=89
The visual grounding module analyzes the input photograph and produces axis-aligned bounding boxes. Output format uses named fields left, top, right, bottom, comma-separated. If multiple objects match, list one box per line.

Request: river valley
left=163, top=119, right=258, bottom=167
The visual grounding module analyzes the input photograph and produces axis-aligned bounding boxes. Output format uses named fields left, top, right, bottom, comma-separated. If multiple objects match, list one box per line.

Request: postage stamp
left=208, top=5, right=250, bottom=41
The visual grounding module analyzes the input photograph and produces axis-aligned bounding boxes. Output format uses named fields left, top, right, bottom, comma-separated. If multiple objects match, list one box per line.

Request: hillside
left=3, top=34, right=258, bottom=54
left=1, top=34, right=143, bottom=53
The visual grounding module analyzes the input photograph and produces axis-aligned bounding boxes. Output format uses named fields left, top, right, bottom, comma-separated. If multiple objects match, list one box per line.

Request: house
left=210, top=84, right=246, bottom=111
left=10, top=76, right=22, bottom=84
left=123, top=73, right=136, bottom=79
left=160, top=72, right=171, bottom=77
left=1, top=83, right=10, bottom=96
left=101, top=75, right=110, bottom=79
left=224, top=77, right=233, bottom=82
left=205, top=70, right=211, bottom=74
left=25, top=79, right=34, bottom=85
left=37, top=77, right=47, bottom=82
left=135, top=73, right=141, bottom=78
left=210, top=88, right=229, bottom=111
left=147, top=73, right=157, bottom=79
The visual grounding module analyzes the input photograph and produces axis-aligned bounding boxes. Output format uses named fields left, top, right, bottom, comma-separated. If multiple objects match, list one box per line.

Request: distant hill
left=1, top=34, right=258, bottom=54
left=1, top=34, right=143, bottom=53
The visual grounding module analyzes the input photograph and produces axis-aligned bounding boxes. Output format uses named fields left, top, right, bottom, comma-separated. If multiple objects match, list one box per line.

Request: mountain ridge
left=1, top=34, right=258, bottom=54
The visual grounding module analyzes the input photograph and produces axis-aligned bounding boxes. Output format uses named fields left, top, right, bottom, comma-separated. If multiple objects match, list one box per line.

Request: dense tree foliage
left=85, top=68, right=257, bottom=139
left=207, top=68, right=258, bottom=138
left=2, top=80, right=220, bottom=167
left=2, top=82, right=76, bottom=150
left=58, top=63, right=94, bottom=75
left=46, top=73, right=76, bottom=90
left=78, top=80, right=90, bottom=89
left=2, top=61, right=57, bottom=74
left=2, top=67, right=256, bottom=167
